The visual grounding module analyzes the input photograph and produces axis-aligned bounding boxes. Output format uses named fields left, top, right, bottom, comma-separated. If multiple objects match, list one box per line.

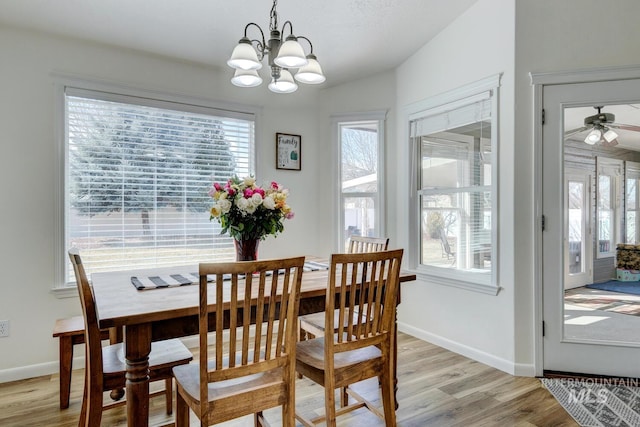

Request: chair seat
left=296, top=337, right=381, bottom=372
left=102, top=338, right=193, bottom=376
left=173, top=363, right=286, bottom=403
left=299, top=308, right=368, bottom=337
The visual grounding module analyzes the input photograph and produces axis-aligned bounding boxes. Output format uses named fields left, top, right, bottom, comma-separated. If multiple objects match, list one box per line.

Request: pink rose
left=285, top=212, right=295, bottom=219
left=213, top=182, right=223, bottom=191
left=243, top=188, right=254, bottom=198
left=254, top=188, right=265, bottom=197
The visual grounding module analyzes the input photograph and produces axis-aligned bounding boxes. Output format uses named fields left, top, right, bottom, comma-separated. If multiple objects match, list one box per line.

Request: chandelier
left=227, top=0, right=325, bottom=93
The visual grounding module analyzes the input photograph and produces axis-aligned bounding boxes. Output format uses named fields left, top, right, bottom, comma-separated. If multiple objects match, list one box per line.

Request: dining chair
left=295, top=249, right=403, bottom=427
left=172, top=256, right=305, bottom=427
left=347, top=235, right=390, bottom=255
left=68, top=248, right=193, bottom=427
left=298, top=235, right=389, bottom=341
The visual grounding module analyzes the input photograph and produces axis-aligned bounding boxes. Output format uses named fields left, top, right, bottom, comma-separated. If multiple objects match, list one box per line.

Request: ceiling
left=0, top=0, right=479, bottom=87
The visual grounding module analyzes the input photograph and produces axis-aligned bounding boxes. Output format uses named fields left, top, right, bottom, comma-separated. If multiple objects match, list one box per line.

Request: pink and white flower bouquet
left=208, top=176, right=294, bottom=241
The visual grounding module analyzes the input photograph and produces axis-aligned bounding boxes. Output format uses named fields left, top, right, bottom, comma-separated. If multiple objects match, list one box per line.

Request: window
left=334, top=112, right=386, bottom=251
left=59, top=86, right=255, bottom=287
left=596, top=157, right=622, bottom=258
left=625, top=161, right=640, bottom=244
left=408, top=75, right=499, bottom=293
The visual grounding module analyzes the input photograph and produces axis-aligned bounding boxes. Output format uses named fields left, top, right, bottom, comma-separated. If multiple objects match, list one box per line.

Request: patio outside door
left=564, top=168, right=593, bottom=290
left=542, top=78, right=640, bottom=377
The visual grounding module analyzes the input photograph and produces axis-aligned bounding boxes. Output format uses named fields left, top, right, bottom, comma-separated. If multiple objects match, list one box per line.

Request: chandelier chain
left=270, top=0, right=279, bottom=32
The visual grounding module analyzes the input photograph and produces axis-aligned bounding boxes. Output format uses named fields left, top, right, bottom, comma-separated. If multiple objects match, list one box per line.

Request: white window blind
left=64, top=88, right=255, bottom=284
left=410, top=92, right=492, bottom=138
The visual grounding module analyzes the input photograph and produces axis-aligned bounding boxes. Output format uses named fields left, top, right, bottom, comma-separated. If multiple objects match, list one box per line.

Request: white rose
left=262, top=196, right=276, bottom=210
left=219, top=192, right=227, bottom=200
left=244, top=203, right=257, bottom=214
left=244, top=176, right=256, bottom=186
left=218, top=199, right=232, bottom=213
left=237, top=197, right=249, bottom=211
left=251, top=193, right=263, bottom=206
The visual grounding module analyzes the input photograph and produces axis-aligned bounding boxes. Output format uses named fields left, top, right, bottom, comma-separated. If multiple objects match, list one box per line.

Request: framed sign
left=276, top=133, right=302, bottom=170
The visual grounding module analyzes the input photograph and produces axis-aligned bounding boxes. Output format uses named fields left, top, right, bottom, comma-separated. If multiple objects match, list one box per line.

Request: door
left=542, top=78, right=640, bottom=377
left=564, top=169, right=593, bottom=289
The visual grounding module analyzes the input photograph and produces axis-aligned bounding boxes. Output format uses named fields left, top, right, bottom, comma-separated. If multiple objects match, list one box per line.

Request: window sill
left=51, top=286, right=78, bottom=299
left=412, top=269, right=501, bottom=296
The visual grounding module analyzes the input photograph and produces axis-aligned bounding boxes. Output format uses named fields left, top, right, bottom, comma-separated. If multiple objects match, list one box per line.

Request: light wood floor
left=0, top=333, right=577, bottom=426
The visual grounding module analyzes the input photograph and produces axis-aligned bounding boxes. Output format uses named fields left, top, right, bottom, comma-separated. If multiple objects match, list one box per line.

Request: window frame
left=331, top=111, right=387, bottom=252
left=625, top=161, right=640, bottom=244
left=595, top=157, right=623, bottom=259
left=52, top=75, right=260, bottom=295
left=406, top=74, right=501, bottom=295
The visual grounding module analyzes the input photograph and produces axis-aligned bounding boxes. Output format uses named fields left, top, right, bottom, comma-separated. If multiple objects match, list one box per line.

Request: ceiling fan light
left=603, top=128, right=619, bottom=143
left=294, top=54, right=326, bottom=84
left=273, top=36, right=308, bottom=68
left=268, top=69, right=298, bottom=93
left=227, top=38, right=262, bottom=70
left=231, top=69, right=263, bottom=87
left=585, top=128, right=601, bottom=145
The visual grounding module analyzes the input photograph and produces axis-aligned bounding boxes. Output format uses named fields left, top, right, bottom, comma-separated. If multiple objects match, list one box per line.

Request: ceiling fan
left=564, top=106, right=640, bottom=147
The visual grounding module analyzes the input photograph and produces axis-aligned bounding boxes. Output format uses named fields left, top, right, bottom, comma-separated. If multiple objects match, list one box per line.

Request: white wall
left=513, top=0, right=640, bottom=366
left=317, top=71, right=397, bottom=251
left=0, top=25, right=322, bottom=380
left=394, top=0, right=518, bottom=373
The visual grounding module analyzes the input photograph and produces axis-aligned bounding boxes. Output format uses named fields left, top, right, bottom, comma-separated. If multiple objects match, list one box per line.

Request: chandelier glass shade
left=268, top=69, right=297, bottom=93
left=227, top=0, right=325, bottom=93
left=231, top=68, right=263, bottom=87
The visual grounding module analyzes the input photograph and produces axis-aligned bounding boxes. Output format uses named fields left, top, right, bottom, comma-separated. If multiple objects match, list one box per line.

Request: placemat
left=131, top=261, right=329, bottom=290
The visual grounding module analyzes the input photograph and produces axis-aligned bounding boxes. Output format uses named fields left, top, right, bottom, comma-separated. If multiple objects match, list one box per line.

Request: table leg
left=59, top=335, right=73, bottom=409
left=125, top=323, right=152, bottom=427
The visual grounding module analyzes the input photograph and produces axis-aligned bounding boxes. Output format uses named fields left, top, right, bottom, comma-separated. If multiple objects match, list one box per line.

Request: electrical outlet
left=0, top=320, right=9, bottom=337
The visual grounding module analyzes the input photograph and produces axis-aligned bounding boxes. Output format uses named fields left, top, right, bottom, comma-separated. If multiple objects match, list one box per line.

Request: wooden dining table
left=91, top=257, right=416, bottom=427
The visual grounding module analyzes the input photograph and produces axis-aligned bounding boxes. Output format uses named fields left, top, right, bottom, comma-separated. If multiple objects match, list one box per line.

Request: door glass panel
left=563, top=103, right=640, bottom=346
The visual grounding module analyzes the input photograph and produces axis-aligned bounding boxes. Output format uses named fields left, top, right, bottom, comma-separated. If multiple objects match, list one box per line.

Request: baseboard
left=0, top=337, right=200, bottom=384
left=0, top=361, right=61, bottom=384
left=398, top=322, right=535, bottom=377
